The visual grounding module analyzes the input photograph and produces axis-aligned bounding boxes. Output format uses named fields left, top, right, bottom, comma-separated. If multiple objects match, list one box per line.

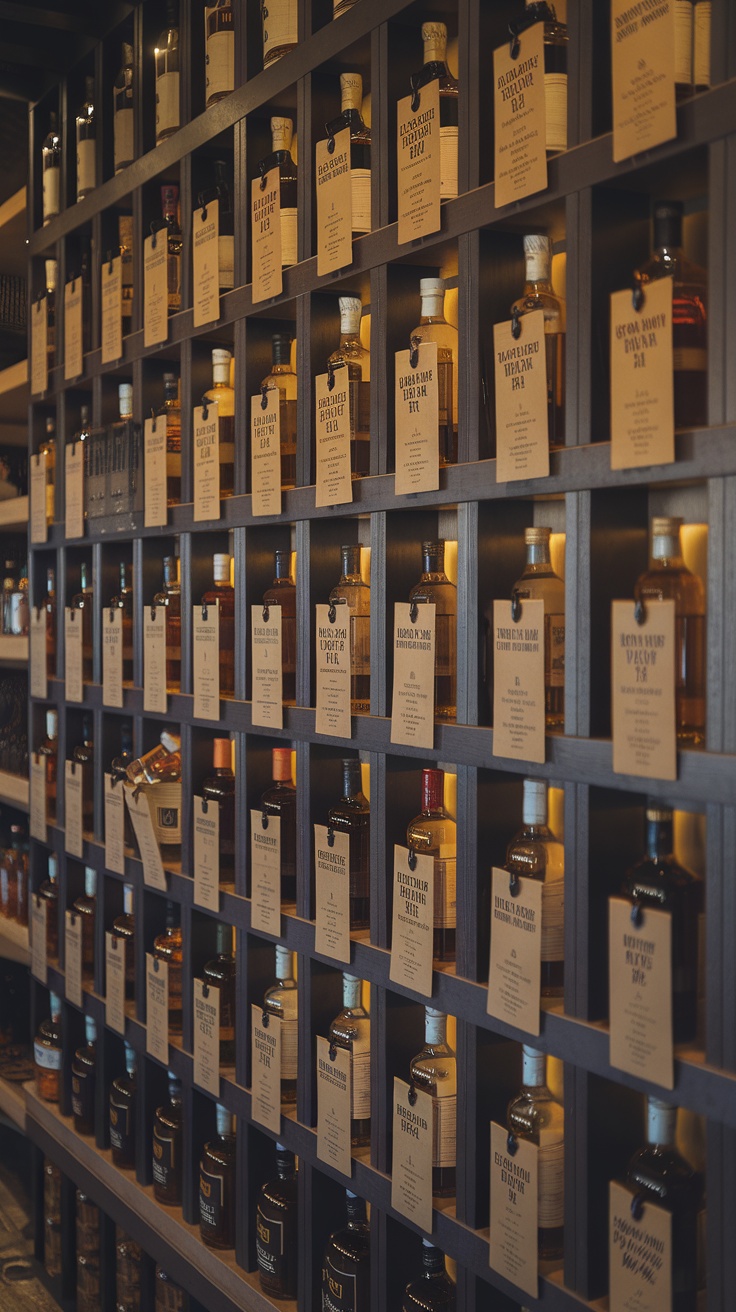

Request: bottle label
left=34, top=1041, right=61, bottom=1070
left=544, top=73, right=568, bottom=153
left=538, top=1115, right=565, bottom=1228
left=42, top=166, right=60, bottom=221
left=674, top=0, right=694, bottom=84
left=541, top=875, right=564, bottom=961
left=256, top=1209, right=285, bottom=1270
left=433, top=1090, right=456, bottom=1168
left=262, top=0, right=297, bottom=60
left=280, top=208, right=298, bottom=267
left=156, top=71, right=180, bottom=137
left=433, top=856, right=456, bottom=928
left=351, top=1036, right=371, bottom=1119
left=322, top=1258, right=361, bottom=1311
left=114, top=107, right=134, bottom=172
left=199, top=1165, right=224, bottom=1233
left=205, top=28, right=235, bottom=101
left=109, top=1096, right=132, bottom=1153
left=218, top=234, right=235, bottom=288
left=546, top=612, right=565, bottom=688
left=694, top=3, right=711, bottom=87
left=281, top=1014, right=298, bottom=1079
left=350, top=169, right=371, bottom=235
left=77, top=139, right=96, bottom=196
left=152, top=1128, right=176, bottom=1186
left=439, top=126, right=458, bottom=200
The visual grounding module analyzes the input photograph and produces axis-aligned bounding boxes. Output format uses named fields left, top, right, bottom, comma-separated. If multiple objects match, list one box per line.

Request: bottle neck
left=525, top=540, right=552, bottom=567
left=341, top=761, right=363, bottom=801
left=420, top=293, right=445, bottom=322
left=276, top=1150, right=295, bottom=1180
left=652, top=533, right=683, bottom=564
left=340, top=546, right=362, bottom=582
left=521, top=781, right=547, bottom=828
left=525, top=252, right=552, bottom=286
left=421, top=1244, right=446, bottom=1276
left=345, top=1192, right=367, bottom=1225
left=212, top=360, right=231, bottom=386
left=647, top=1100, right=677, bottom=1148
left=421, top=770, right=444, bottom=813
left=274, top=553, right=291, bottom=581
left=424, top=1011, right=446, bottom=1046
left=421, top=547, right=446, bottom=577
left=342, top=975, right=362, bottom=1009
left=645, top=816, right=674, bottom=862
left=521, top=1047, right=546, bottom=1089
left=654, top=213, right=683, bottom=254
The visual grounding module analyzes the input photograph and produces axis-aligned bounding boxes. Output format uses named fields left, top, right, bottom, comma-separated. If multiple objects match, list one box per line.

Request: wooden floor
left=0, top=1128, right=59, bottom=1311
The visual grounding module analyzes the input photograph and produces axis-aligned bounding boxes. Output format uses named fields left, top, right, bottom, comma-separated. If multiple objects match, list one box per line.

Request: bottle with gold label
left=409, top=282, right=458, bottom=467
left=71, top=1014, right=97, bottom=1135
left=260, top=334, right=297, bottom=488
left=203, top=348, right=235, bottom=498
left=203, top=922, right=236, bottom=1065
left=511, top=526, right=565, bottom=732
left=205, top=0, right=235, bottom=106
left=34, top=992, right=62, bottom=1102
left=408, top=540, right=457, bottom=723
left=161, top=185, right=182, bottom=314
left=406, top=768, right=457, bottom=963
left=510, top=234, right=566, bottom=446
left=409, top=1008, right=456, bottom=1197
left=258, top=118, right=298, bottom=268
left=109, top=1042, right=137, bottom=1169
left=326, top=759, right=370, bottom=931
left=259, top=746, right=297, bottom=904
left=505, top=779, right=564, bottom=996
left=325, top=74, right=371, bottom=236
left=152, top=1071, right=183, bottom=1205
left=507, top=1046, right=564, bottom=1260
left=199, top=1103, right=236, bottom=1249
left=155, top=0, right=180, bottom=144
left=327, top=298, right=371, bottom=477
left=263, top=549, right=296, bottom=705
left=256, top=1144, right=298, bottom=1298
left=412, top=23, right=458, bottom=200
left=153, top=902, right=183, bottom=1035
left=329, top=974, right=371, bottom=1148
left=512, top=2, right=568, bottom=153
left=263, top=944, right=298, bottom=1104
left=261, top=0, right=297, bottom=68
left=156, top=374, right=182, bottom=506
left=202, top=553, right=235, bottom=698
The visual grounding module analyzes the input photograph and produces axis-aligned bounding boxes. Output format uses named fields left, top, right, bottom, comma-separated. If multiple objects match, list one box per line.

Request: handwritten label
left=31, top=296, right=48, bottom=396
left=144, top=416, right=168, bottom=528
left=494, top=311, right=550, bottom=481
left=143, top=606, right=168, bottom=713
left=389, top=844, right=434, bottom=997
left=144, top=230, right=168, bottom=347
left=193, top=403, right=221, bottom=522
left=493, top=23, right=548, bottom=209
left=146, top=953, right=169, bottom=1063
left=394, top=342, right=440, bottom=495
left=64, top=759, right=84, bottom=858
left=487, top=867, right=543, bottom=1036
left=30, top=754, right=47, bottom=842
left=251, top=388, right=282, bottom=516
left=64, top=609, right=84, bottom=703
left=193, top=978, right=221, bottom=1095
left=611, top=0, right=676, bottom=163
left=102, top=609, right=124, bottom=708
left=489, top=1121, right=539, bottom=1298
left=65, top=442, right=85, bottom=539
left=31, top=895, right=48, bottom=983
left=251, top=170, right=283, bottom=304
left=251, top=1003, right=282, bottom=1134
left=101, top=256, right=123, bottom=363
left=193, top=796, right=220, bottom=911
left=104, top=774, right=126, bottom=874
left=397, top=79, right=441, bottom=245
left=492, top=598, right=546, bottom=764
left=65, top=910, right=83, bottom=1008
left=391, top=1077, right=433, bottom=1232
left=314, top=825, right=352, bottom=964
left=316, top=127, right=353, bottom=276
left=30, top=454, right=49, bottom=544
left=316, top=1036, right=352, bottom=1177
left=250, top=810, right=282, bottom=935
left=609, top=1180, right=672, bottom=1311
left=611, top=599, right=677, bottom=781
left=610, top=278, right=674, bottom=470
left=315, top=366, right=353, bottom=508
left=609, top=897, right=674, bottom=1089
left=30, top=608, right=48, bottom=700
left=193, top=198, right=220, bottom=327
left=192, top=601, right=221, bottom=720
left=126, top=788, right=167, bottom=890
left=252, top=604, right=283, bottom=729
left=64, top=278, right=83, bottom=381
left=315, top=604, right=351, bottom=739
left=390, top=602, right=436, bottom=750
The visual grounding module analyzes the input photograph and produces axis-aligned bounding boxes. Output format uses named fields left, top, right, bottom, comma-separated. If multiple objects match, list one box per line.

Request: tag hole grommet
left=327, top=361, right=336, bottom=391
left=409, top=600, right=419, bottom=623
left=329, top=1043, right=338, bottom=1061
left=506, top=1130, right=518, bottom=1155
left=409, top=334, right=421, bottom=369
left=261, top=383, right=269, bottom=410
left=327, top=826, right=335, bottom=847
left=634, top=597, right=646, bottom=626
left=261, top=810, right=270, bottom=830
left=408, top=1083, right=418, bottom=1106
left=262, top=603, right=270, bottom=623
left=630, top=902, right=643, bottom=928
left=407, top=847, right=417, bottom=871
left=328, top=603, right=337, bottom=623
left=410, top=77, right=421, bottom=114
left=511, top=306, right=522, bottom=340
left=630, top=1192, right=645, bottom=1221
left=509, top=873, right=520, bottom=898
left=632, top=283, right=645, bottom=312
left=511, top=589, right=522, bottom=623
left=262, top=1010, right=270, bottom=1028
left=201, top=396, right=209, bottom=421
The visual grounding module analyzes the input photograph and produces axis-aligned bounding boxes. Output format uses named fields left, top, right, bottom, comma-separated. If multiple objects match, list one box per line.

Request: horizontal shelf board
left=0, top=915, right=29, bottom=966
left=0, top=493, right=27, bottom=528
left=0, top=770, right=28, bottom=811
left=0, top=1073, right=25, bottom=1131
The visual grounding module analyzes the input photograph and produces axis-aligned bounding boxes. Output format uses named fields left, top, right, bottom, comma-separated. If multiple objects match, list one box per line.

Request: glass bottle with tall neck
left=505, top=779, right=564, bottom=996
left=199, top=1104, right=236, bottom=1249
left=203, top=922, right=236, bottom=1064
left=259, top=747, right=297, bottom=903
left=76, top=76, right=97, bottom=202
left=263, top=548, right=296, bottom=705
left=257, top=1145, right=298, bottom=1299
left=409, top=1008, right=456, bottom=1197
left=515, top=2, right=568, bottom=153
left=621, top=802, right=703, bottom=1044
left=261, top=333, right=297, bottom=488
left=326, top=74, right=371, bottom=237
left=108, top=561, right=134, bottom=685
left=322, top=1191, right=370, bottom=1308
left=203, top=348, right=235, bottom=498
left=512, top=526, right=565, bottom=732
left=328, top=545, right=370, bottom=714
left=119, top=215, right=134, bottom=330
left=634, top=201, right=707, bottom=430
left=34, top=992, right=62, bottom=1102
left=263, top=945, right=298, bottom=1104
left=70, top=560, right=94, bottom=683
left=507, top=1045, right=564, bottom=1260
left=72, top=866, right=97, bottom=978
left=327, top=297, right=371, bottom=477
left=511, top=234, right=566, bottom=446
left=71, top=1014, right=97, bottom=1135
left=408, top=540, right=457, bottom=722
left=43, top=565, right=57, bottom=671
left=327, top=759, right=370, bottom=931
left=152, top=1072, right=183, bottom=1205
left=161, top=185, right=182, bottom=315
left=155, top=0, right=180, bottom=144
left=44, top=260, right=57, bottom=370
left=112, top=883, right=136, bottom=1002
left=39, top=417, right=56, bottom=526
left=38, top=709, right=58, bottom=823
left=205, top=1, right=235, bottom=106
left=157, top=373, right=181, bottom=506
left=152, top=554, right=181, bottom=690
left=73, top=713, right=95, bottom=832
left=403, top=1240, right=456, bottom=1312
left=634, top=517, right=706, bottom=744
left=259, top=118, right=298, bottom=269
left=410, top=280, right=458, bottom=466
left=109, top=1042, right=137, bottom=1169
left=113, top=42, right=134, bottom=174
left=153, top=902, right=183, bottom=1036
left=406, top=769, right=456, bottom=962
left=329, top=974, right=370, bottom=1148
left=202, top=553, right=235, bottom=698
left=202, top=739, right=235, bottom=884
left=38, top=851, right=60, bottom=960
left=42, top=112, right=61, bottom=226
left=261, top=0, right=297, bottom=68
left=413, top=23, right=458, bottom=201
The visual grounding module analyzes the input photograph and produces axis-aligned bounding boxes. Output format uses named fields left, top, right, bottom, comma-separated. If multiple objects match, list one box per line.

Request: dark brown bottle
left=45, top=566, right=56, bottom=677
left=203, top=922, right=236, bottom=1065
left=109, top=561, right=134, bottom=685
left=202, top=737, right=235, bottom=883
left=321, top=1190, right=370, bottom=1311
left=38, top=709, right=58, bottom=824
left=70, top=561, right=94, bottom=684
left=73, top=713, right=95, bottom=833
left=152, top=554, right=181, bottom=690
left=72, top=866, right=97, bottom=977
left=402, top=1240, right=456, bottom=1311
left=38, top=852, right=60, bottom=960
left=71, top=1015, right=97, bottom=1136
left=152, top=1072, right=183, bottom=1205
left=327, top=758, right=370, bottom=930
left=260, top=747, right=297, bottom=904
left=263, top=549, right=296, bottom=705
left=256, top=1144, right=298, bottom=1300
left=109, top=1042, right=137, bottom=1169
left=202, top=553, right=234, bottom=698
left=199, top=1103, right=236, bottom=1250
left=112, top=883, right=135, bottom=1001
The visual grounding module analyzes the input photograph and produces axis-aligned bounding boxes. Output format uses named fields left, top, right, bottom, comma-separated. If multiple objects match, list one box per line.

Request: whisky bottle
left=155, top=0, right=180, bottom=144
left=621, top=802, right=703, bottom=1044
left=263, top=944, right=298, bottom=1104
left=322, top=1190, right=370, bottom=1310
left=211, top=157, right=235, bottom=290
left=261, top=0, right=297, bottom=68
left=108, top=383, right=138, bottom=520
left=199, top=1103, right=236, bottom=1249
left=406, top=768, right=456, bottom=962
left=510, top=234, right=566, bottom=446
left=155, top=1267, right=187, bottom=1312
left=634, top=201, right=707, bottom=430
left=153, top=902, right=183, bottom=1036
left=72, top=713, right=95, bottom=832
left=152, top=554, right=182, bottom=689
left=112, top=883, right=136, bottom=1002
left=44, top=260, right=57, bottom=370
left=261, top=333, right=297, bottom=487
left=34, top=992, right=62, bottom=1102
left=693, top=1, right=711, bottom=93
left=410, top=281, right=458, bottom=466
left=507, top=1045, right=564, bottom=1260
left=259, top=118, right=298, bottom=268
left=119, top=215, right=134, bottom=330
left=634, top=517, right=706, bottom=744
left=71, top=1014, right=97, bottom=1135
left=72, top=866, right=97, bottom=978
left=263, top=548, right=296, bottom=705
left=42, top=112, right=61, bottom=226
left=327, top=297, right=371, bottom=477
left=260, top=746, right=297, bottom=903
left=202, top=739, right=235, bottom=884
left=75, top=76, right=97, bottom=202
left=70, top=561, right=94, bottom=684
left=157, top=374, right=182, bottom=506
left=514, top=2, right=568, bottom=153
left=109, top=1041, right=137, bottom=1169
left=38, top=710, right=58, bottom=823
left=152, top=1072, right=183, bottom=1205
left=625, top=1097, right=702, bottom=1311
left=326, top=74, right=371, bottom=236
left=329, top=545, right=370, bottom=714
left=329, top=974, right=371, bottom=1148
left=126, top=731, right=182, bottom=786
left=403, top=1240, right=456, bottom=1311
left=202, top=553, right=235, bottom=698
left=161, top=185, right=182, bottom=314
left=113, top=42, right=134, bottom=174
left=512, top=526, right=565, bottom=731
left=203, top=348, right=235, bottom=498
left=412, top=23, right=458, bottom=201
left=409, top=540, right=457, bottom=723
left=38, top=851, right=60, bottom=960
left=108, top=561, right=134, bottom=685
left=327, top=759, right=370, bottom=930
left=203, top=922, right=236, bottom=1065
left=39, top=417, right=56, bottom=525
left=111, top=723, right=135, bottom=851
left=505, top=779, right=564, bottom=996
left=205, top=0, right=235, bottom=107
left=45, top=567, right=57, bottom=677
left=409, top=1007, right=457, bottom=1196
left=256, top=1144, right=298, bottom=1299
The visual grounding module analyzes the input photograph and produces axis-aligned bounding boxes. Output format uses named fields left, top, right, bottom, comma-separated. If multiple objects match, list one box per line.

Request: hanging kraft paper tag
left=315, top=604, right=352, bottom=739
left=30, top=453, right=48, bottom=544
left=487, top=867, right=543, bottom=1036
left=192, top=601, right=221, bottom=720
left=489, top=1121, right=539, bottom=1299
left=389, top=844, right=434, bottom=997
left=316, top=127, right=353, bottom=276
left=104, top=774, right=126, bottom=875
left=144, top=416, right=168, bottom=528
left=31, top=296, right=48, bottom=397
left=611, top=599, right=677, bottom=781
left=609, top=1180, right=672, bottom=1311
left=316, top=1036, right=352, bottom=1178
left=105, top=931, right=126, bottom=1034
left=65, top=759, right=84, bottom=858
left=251, top=810, right=282, bottom=935
left=391, top=1077, right=434, bottom=1232
left=65, top=442, right=85, bottom=539
left=193, top=796, right=220, bottom=912
left=102, top=609, right=124, bottom=708
left=397, top=79, right=441, bottom=245
left=252, top=170, right=283, bottom=304
left=31, top=895, right=48, bottom=983
left=64, top=609, right=84, bottom=703
left=101, top=255, right=123, bottom=364
left=609, top=897, right=674, bottom=1089
left=126, top=788, right=167, bottom=890
left=493, top=23, right=548, bottom=210
left=610, top=279, right=674, bottom=470
left=251, top=388, right=282, bottom=517
left=315, top=366, right=353, bottom=508
left=143, top=606, right=168, bottom=713
left=394, top=342, right=440, bottom=495
left=193, top=978, right=221, bottom=1096
left=30, top=608, right=48, bottom=700
left=146, top=953, right=169, bottom=1063
left=492, top=598, right=546, bottom=764
left=314, top=825, right=352, bottom=964
left=494, top=311, right=550, bottom=481
left=611, top=0, right=676, bottom=163
left=252, top=604, right=284, bottom=729
left=64, top=278, right=83, bottom=381
left=65, top=910, right=83, bottom=1008
left=144, top=230, right=168, bottom=347
left=193, top=198, right=220, bottom=328
left=193, top=402, right=221, bottom=521
left=390, top=602, right=436, bottom=750
left=30, top=754, right=47, bottom=843
left=251, top=1003, right=282, bottom=1134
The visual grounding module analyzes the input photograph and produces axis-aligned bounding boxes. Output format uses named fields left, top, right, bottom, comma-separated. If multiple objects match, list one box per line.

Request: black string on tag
left=506, top=1130, right=518, bottom=1155
left=327, top=827, right=335, bottom=848
left=634, top=597, right=647, bottom=626
left=630, top=1192, right=645, bottom=1221
left=259, top=164, right=268, bottom=191
left=632, top=282, right=645, bottom=312
left=410, top=75, right=421, bottom=114
left=409, top=333, right=421, bottom=369
left=328, top=603, right=337, bottom=623
left=262, top=604, right=270, bottom=622
left=508, top=25, right=521, bottom=60
left=201, top=798, right=209, bottom=815
left=261, top=383, right=269, bottom=410
left=153, top=957, right=160, bottom=973
left=327, top=361, right=336, bottom=391
left=326, top=130, right=336, bottom=154
left=511, top=588, right=522, bottom=622
left=407, top=847, right=417, bottom=871
left=262, top=1010, right=270, bottom=1027
left=509, top=872, right=520, bottom=897
left=261, top=810, right=269, bottom=829
left=511, top=306, right=522, bottom=340
left=201, top=395, right=209, bottom=421
left=329, top=1043, right=337, bottom=1061
left=202, top=981, right=210, bottom=998
left=630, top=901, right=643, bottom=928
left=150, top=603, right=157, bottom=620
left=202, top=602, right=209, bottom=621
left=409, top=600, right=419, bottom=623
left=107, top=249, right=114, bottom=274
left=408, top=1083, right=418, bottom=1105
left=150, top=407, right=157, bottom=433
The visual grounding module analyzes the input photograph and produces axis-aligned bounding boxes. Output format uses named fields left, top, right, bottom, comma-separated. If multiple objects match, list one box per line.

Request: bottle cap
left=271, top=117, right=293, bottom=149
left=275, top=943, right=293, bottom=979
left=118, top=383, right=133, bottom=417
left=523, top=233, right=551, bottom=257
left=45, top=416, right=55, bottom=436
left=340, top=544, right=362, bottom=576
left=161, top=184, right=179, bottom=212
left=645, top=801, right=673, bottom=824
left=211, top=347, right=232, bottom=368
left=271, top=747, right=293, bottom=782
left=84, top=1014, right=97, bottom=1044
left=271, top=333, right=292, bottom=365
left=215, top=921, right=234, bottom=956
left=274, top=547, right=291, bottom=578
left=215, top=1102, right=235, bottom=1137
left=340, top=72, right=363, bottom=108
left=419, top=276, right=445, bottom=297
left=80, top=405, right=89, bottom=426
left=46, top=709, right=58, bottom=737
left=84, top=867, right=96, bottom=898
left=651, top=516, right=682, bottom=537
left=163, top=371, right=178, bottom=387
left=421, top=767, right=444, bottom=812
left=49, top=991, right=61, bottom=1016
left=45, top=259, right=57, bottom=291
left=48, top=852, right=58, bottom=881
left=425, top=1005, right=444, bottom=1020
left=123, top=883, right=134, bottom=915
left=159, top=729, right=181, bottom=754
left=122, top=41, right=133, bottom=63
left=339, top=295, right=362, bottom=332
left=521, top=779, right=547, bottom=827
left=124, top=1041, right=137, bottom=1075
left=523, top=233, right=552, bottom=281
left=168, top=1071, right=182, bottom=1096
left=422, top=21, right=447, bottom=47
left=342, top=757, right=362, bottom=796
left=212, top=553, right=231, bottom=582
left=212, top=738, right=231, bottom=770
left=524, top=526, right=551, bottom=544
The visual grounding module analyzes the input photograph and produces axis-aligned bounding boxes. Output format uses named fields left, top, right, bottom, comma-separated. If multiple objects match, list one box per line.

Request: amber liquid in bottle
left=73, top=713, right=95, bottom=833
left=38, top=709, right=58, bottom=824
left=199, top=1104, right=236, bottom=1250
left=202, top=552, right=235, bottom=698
left=153, top=902, right=183, bottom=1036
left=202, top=738, right=235, bottom=883
left=258, top=118, right=298, bottom=267
left=413, top=24, right=458, bottom=202
left=410, top=282, right=458, bottom=466
left=408, top=540, right=457, bottom=722
left=153, top=554, right=181, bottom=690
left=259, top=747, right=297, bottom=904
left=263, top=548, right=296, bottom=705
left=327, top=758, right=370, bottom=930
left=329, top=544, right=370, bottom=715
left=203, top=922, right=236, bottom=1065
left=112, top=883, right=136, bottom=1002
left=109, top=560, right=134, bottom=685
left=152, top=1073, right=183, bottom=1205
left=510, top=234, right=566, bottom=446
left=327, top=296, right=371, bottom=477
left=203, top=348, right=235, bottom=498
left=505, top=779, right=564, bottom=997
left=329, top=974, right=371, bottom=1148
left=109, top=1042, right=137, bottom=1169
left=263, top=945, right=298, bottom=1104
left=71, top=1015, right=97, bottom=1136
left=516, top=2, right=568, bottom=153
left=34, top=993, right=62, bottom=1102
left=409, top=1008, right=457, bottom=1198
left=507, top=1046, right=564, bottom=1260
left=38, top=852, right=60, bottom=960
left=406, top=768, right=456, bottom=963
left=260, top=333, right=297, bottom=489
left=256, top=1145, right=298, bottom=1299
left=72, top=866, right=97, bottom=977
left=512, top=526, right=565, bottom=732
left=157, top=374, right=182, bottom=506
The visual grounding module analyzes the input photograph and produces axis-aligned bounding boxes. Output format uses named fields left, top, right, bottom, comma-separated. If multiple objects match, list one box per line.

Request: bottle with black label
left=152, top=1071, right=183, bottom=1205
left=109, top=1042, right=137, bottom=1170
left=321, top=1189, right=370, bottom=1311
left=256, top=1143, right=298, bottom=1299
left=199, top=1103, right=236, bottom=1249
left=71, top=1014, right=97, bottom=1135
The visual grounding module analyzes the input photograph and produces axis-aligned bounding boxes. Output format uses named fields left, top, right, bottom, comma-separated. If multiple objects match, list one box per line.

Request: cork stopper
left=340, top=72, right=363, bottom=111
left=84, top=867, right=96, bottom=898
left=419, top=277, right=445, bottom=316
left=84, top=1014, right=97, bottom=1044
left=161, top=184, right=179, bottom=217
left=523, top=233, right=552, bottom=282
left=212, top=738, right=231, bottom=770
left=271, top=747, right=292, bottom=782
left=275, top=944, right=293, bottom=980
left=651, top=517, right=683, bottom=561
left=45, top=259, right=57, bottom=291
left=118, top=383, right=133, bottom=419
left=339, top=295, right=362, bottom=335
left=652, top=516, right=683, bottom=537
left=123, top=883, right=134, bottom=915
left=422, top=21, right=447, bottom=60
left=211, top=348, right=232, bottom=384
left=645, top=801, right=673, bottom=824
left=271, top=117, right=293, bottom=152
left=215, top=1103, right=235, bottom=1137
left=46, top=709, right=58, bottom=737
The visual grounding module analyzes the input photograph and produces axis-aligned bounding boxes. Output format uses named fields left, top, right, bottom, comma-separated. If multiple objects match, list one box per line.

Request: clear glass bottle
left=72, top=712, right=95, bottom=832
left=326, top=74, right=371, bottom=236
left=409, top=1007, right=456, bottom=1196
left=410, top=280, right=458, bottom=466
left=408, top=540, right=457, bottom=723
left=42, top=112, right=62, bottom=226
left=322, top=1190, right=370, bottom=1308
left=110, top=1041, right=137, bottom=1169
left=108, top=382, right=136, bottom=520
left=512, top=526, right=565, bottom=731
left=112, top=883, right=136, bottom=1002
left=45, top=567, right=56, bottom=677
left=212, top=157, right=234, bottom=289
left=153, top=554, right=182, bottom=688
left=72, top=866, right=97, bottom=977
left=109, top=560, right=134, bottom=685
left=260, top=746, right=297, bottom=903
left=202, top=552, right=235, bottom=698
left=505, top=779, right=564, bottom=996
left=329, top=974, right=371, bottom=1148
left=38, top=708, right=58, bottom=823
left=622, top=802, right=703, bottom=1044
left=263, top=944, right=298, bottom=1104
left=327, top=759, right=370, bottom=930
left=153, top=1071, right=183, bottom=1205
left=259, top=118, right=298, bottom=268
left=113, top=42, right=134, bottom=174
left=76, top=76, right=96, bottom=202
left=71, top=1014, right=97, bottom=1135
left=203, top=348, right=235, bottom=498
left=153, top=901, right=183, bottom=1036
left=39, top=850, right=60, bottom=960
left=155, top=0, right=180, bottom=144
left=39, top=417, right=56, bottom=525
left=413, top=23, right=458, bottom=201
left=403, top=1240, right=456, bottom=1311
left=199, top=1103, right=236, bottom=1249
left=510, top=234, right=566, bottom=446
left=261, top=0, right=297, bottom=68
left=202, top=738, right=235, bottom=884
left=70, top=560, right=94, bottom=684
left=507, top=1045, right=564, bottom=1260
left=517, top=2, right=568, bottom=153
left=1, top=560, right=16, bottom=635
left=263, top=548, right=296, bottom=705
left=327, top=297, right=371, bottom=477
left=406, top=769, right=457, bottom=962
left=161, top=185, right=182, bottom=314
left=119, top=214, right=134, bottom=330
left=203, top=922, right=236, bottom=1065
left=261, top=333, right=297, bottom=488
left=328, top=544, right=370, bottom=715
left=634, top=516, right=706, bottom=744
left=34, top=991, right=63, bottom=1102
left=256, top=1144, right=298, bottom=1299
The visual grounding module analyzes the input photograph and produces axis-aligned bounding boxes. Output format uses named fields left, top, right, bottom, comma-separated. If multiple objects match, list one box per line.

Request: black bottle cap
left=653, top=200, right=683, bottom=250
